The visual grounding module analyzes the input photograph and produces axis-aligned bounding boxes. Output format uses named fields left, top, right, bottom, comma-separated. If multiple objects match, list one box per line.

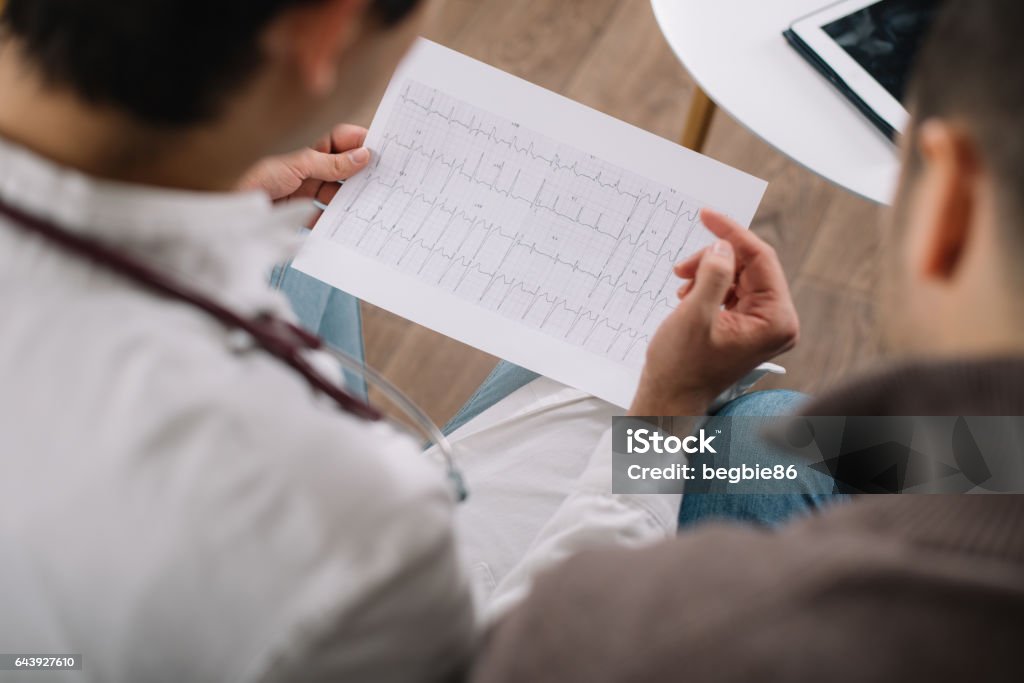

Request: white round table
left=651, top=0, right=900, bottom=205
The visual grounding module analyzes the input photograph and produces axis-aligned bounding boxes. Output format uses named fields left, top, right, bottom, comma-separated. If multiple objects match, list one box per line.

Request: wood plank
left=362, top=303, right=498, bottom=426
left=449, top=0, right=624, bottom=90
left=798, top=189, right=884, bottom=298
left=423, top=0, right=486, bottom=45
left=562, top=0, right=694, bottom=140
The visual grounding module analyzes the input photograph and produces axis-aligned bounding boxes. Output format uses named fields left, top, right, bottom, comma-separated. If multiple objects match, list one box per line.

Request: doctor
left=0, top=0, right=802, bottom=680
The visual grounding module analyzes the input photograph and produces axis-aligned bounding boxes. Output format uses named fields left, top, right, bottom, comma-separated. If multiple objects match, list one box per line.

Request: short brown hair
left=0, top=0, right=421, bottom=127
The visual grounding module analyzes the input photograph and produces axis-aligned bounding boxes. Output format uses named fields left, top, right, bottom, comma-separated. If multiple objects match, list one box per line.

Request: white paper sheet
left=293, top=38, right=768, bottom=407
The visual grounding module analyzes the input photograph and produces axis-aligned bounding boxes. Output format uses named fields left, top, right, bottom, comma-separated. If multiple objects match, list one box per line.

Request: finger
left=288, top=177, right=325, bottom=201
left=315, top=181, right=341, bottom=206
left=700, top=208, right=775, bottom=262
left=676, top=279, right=695, bottom=299
left=673, top=246, right=708, bottom=279
left=292, top=146, right=370, bottom=182
left=687, top=239, right=736, bottom=318
left=311, top=132, right=331, bottom=154
left=701, top=208, right=789, bottom=294
left=723, top=285, right=739, bottom=310
left=330, top=124, right=369, bottom=154
left=304, top=209, right=323, bottom=230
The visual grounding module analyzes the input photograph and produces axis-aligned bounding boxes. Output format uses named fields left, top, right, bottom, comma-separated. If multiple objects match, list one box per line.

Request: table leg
left=680, top=86, right=717, bottom=153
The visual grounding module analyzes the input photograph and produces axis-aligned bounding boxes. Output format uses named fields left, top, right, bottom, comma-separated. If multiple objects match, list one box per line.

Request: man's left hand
left=238, top=123, right=370, bottom=225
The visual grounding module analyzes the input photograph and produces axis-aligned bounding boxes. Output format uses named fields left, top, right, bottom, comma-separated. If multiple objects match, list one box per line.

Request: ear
left=274, top=0, right=367, bottom=95
left=914, top=119, right=981, bottom=281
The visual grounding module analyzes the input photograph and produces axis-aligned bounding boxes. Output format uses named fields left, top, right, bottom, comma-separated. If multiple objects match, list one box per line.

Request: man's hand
left=629, top=208, right=799, bottom=416
left=238, top=123, right=370, bottom=225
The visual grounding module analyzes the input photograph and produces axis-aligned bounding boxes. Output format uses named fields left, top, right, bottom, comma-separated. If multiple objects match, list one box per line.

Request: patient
left=470, top=1, right=1024, bottom=680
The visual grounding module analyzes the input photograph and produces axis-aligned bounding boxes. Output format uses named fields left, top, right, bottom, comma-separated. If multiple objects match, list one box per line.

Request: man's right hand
left=629, top=209, right=799, bottom=417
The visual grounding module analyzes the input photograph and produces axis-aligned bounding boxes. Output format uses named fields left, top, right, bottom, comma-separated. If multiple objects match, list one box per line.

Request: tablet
left=785, top=0, right=940, bottom=140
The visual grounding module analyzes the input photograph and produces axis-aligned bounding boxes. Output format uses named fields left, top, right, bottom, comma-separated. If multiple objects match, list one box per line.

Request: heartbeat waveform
left=335, top=173, right=688, bottom=350
left=341, top=209, right=678, bottom=357
left=339, top=173, right=697, bottom=288
left=329, top=79, right=710, bottom=365
left=374, top=131, right=702, bottom=243
left=386, top=83, right=702, bottom=225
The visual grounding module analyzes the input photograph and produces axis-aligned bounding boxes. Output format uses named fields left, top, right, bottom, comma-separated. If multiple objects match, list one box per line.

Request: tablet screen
left=822, top=0, right=940, bottom=102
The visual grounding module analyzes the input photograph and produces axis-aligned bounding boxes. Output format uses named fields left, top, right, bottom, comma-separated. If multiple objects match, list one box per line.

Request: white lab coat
left=0, top=137, right=679, bottom=682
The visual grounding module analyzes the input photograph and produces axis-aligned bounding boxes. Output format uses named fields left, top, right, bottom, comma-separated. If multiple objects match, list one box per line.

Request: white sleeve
left=485, top=428, right=681, bottom=619
left=229, top=401, right=478, bottom=683
left=255, top=469, right=477, bottom=683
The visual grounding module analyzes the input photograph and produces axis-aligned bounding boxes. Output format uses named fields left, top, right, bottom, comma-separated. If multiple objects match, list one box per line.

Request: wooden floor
left=357, top=0, right=886, bottom=426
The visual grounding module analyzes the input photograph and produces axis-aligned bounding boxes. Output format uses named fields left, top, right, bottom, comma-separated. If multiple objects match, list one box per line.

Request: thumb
left=293, top=146, right=370, bottom=182
left=687, top=239, right=735, bottom=318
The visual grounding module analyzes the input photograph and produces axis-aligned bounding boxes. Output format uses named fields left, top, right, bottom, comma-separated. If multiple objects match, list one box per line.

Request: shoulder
left=474, top=498, right=1024, bottom=683
left=95, top=293, right=448, bottom=501
left=130, top=307, right=458, bottom=538
left=109, top=304, right=469, bottom=676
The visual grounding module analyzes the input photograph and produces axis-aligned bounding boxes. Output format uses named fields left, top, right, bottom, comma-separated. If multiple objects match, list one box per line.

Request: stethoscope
left=0, top=196, right=468, bottom=501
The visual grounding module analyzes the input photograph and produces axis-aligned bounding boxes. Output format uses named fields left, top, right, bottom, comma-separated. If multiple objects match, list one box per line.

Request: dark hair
left=906, top=0, right=1024, bottom=219
left=0, top=0, right=420, bottom=127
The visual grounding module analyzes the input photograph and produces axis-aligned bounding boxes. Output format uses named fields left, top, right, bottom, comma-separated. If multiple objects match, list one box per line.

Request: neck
left=949, top=294, right=1024, bottom=359
left=947, top=209, right=1024, bottom=357
left=0, top=43, right=265, bottom=192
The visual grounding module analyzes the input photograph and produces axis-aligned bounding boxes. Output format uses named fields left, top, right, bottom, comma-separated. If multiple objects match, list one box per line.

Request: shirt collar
left=0, top=136, right=316, bottom=311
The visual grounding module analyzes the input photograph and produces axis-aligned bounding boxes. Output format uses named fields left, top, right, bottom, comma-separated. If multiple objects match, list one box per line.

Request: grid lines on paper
left=324, top=79, right=712, bottom=368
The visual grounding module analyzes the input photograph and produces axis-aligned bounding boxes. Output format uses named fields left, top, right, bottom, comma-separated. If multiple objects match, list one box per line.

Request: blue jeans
left=273, top=265, right=369, bottom=400
left=276, top=268, right=838, bottom=527
left=677, top=390, right=843, bottom=528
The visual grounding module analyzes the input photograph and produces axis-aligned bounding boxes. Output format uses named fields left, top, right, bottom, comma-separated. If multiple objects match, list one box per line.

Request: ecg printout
left=294, top=39, right=768, bottom=407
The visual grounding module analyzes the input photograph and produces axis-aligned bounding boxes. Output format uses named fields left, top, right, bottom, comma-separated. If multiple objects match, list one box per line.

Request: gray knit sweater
left=470, top=358, right=1024, bottom=682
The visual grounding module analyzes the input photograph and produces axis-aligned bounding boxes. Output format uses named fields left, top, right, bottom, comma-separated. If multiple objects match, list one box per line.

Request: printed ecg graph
left=321, top=80, right=713, bottom=368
